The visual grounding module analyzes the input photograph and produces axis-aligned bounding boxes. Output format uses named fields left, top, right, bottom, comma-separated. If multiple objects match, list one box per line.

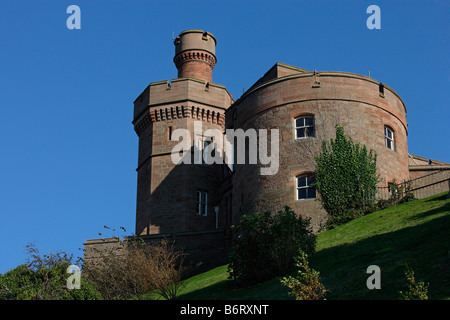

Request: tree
left=314, top=125, right=379, bottom=228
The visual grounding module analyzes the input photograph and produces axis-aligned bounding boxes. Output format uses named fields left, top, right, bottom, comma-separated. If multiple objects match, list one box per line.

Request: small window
left=168, top=126, right=173, bottom=141
left=379, top=83, right=385, bottom=97
left=196, top=190, right=208, bottom=216
left=296, top=174, right=316, bottom=200
left=203, top=192, right=208, bottom=216
left=295, top=116, right=315, bottom=139
left=384, top=126, right=394, bottom=150
left=196, top=135, right=213, bottom=164
left=203, top=137, right=213, bottom=164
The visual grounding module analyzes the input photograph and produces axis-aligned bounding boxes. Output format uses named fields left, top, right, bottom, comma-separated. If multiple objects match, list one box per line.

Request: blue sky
left=0, top=0, right=448, bottom=274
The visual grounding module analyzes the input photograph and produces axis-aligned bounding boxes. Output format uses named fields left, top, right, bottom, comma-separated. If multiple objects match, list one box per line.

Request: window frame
left=194, top=134, right=216, bottom=165
left=296, top=174, right=316, bottom=200
left=295, top=116, right=315, bottom=139
left=167, top=126, right=173, bottom=141
left=196, top=190, right=208, bottom=216
left=384, top=126, right=395, bottom=151
left=195, top=134, right=213, bottom=164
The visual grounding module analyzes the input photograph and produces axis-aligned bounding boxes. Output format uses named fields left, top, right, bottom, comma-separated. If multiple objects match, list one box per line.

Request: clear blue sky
left=0, top=0, right=448, bottom=274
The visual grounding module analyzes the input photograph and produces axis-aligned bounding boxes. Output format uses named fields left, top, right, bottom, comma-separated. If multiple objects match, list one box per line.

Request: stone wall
left=84, top=229, right=228, bottom=275
left=410, top=169, right=450, bottom=199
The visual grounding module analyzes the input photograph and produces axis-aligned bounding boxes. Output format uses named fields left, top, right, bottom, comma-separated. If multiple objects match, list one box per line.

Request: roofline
left=231, top=63, right=407, bottom=114
left=177, top=29, right=217, bottom=45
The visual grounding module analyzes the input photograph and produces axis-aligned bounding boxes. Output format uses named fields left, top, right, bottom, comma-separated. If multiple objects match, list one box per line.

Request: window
left=384, top=126, right=394, bottom=150
left=196, top=190, right=208, bottom=216
left=296, top=174, right=316, bottom=200
left=379, top=83, right=385, bottom=97
left=295, top=116, right=315, bottom=139
left=196, top=135, right=213, bottom=164
left=168, top=126, right=173, bottom=141
left=229, top=143, right=234, bottom=172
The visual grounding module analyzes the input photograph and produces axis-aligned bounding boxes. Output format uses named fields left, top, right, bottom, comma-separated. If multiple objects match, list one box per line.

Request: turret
left=173, top=29, right=217, bottom=83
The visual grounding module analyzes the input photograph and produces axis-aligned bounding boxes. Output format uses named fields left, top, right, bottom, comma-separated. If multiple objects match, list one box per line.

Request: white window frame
left=384, top=126, right=394, bottom=150
left=196, top=190, right=208, bottom=216
left=196, top=191, right=202, bottom=215
left=295, top=116, right=315, bottom=139
left=203, top=192, right=208, bottom=216
left=296, top=174, right=316, bottom=200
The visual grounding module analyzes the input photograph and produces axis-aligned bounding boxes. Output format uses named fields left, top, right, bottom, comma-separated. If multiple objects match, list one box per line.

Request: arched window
left=384, top=126, right=394, bottom=150
left=295, top=116, right=315, bottom=139
left=296, top=174, right=316, bottom=200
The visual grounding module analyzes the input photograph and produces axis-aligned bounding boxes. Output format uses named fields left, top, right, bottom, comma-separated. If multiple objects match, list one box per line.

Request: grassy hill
left=162, top=192, right=450, bottom=300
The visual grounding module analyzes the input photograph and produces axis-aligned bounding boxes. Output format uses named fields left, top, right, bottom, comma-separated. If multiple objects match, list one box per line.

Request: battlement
left=174, top=29, right=217, bottom=56
left=133, top=77, right=233, bottom=126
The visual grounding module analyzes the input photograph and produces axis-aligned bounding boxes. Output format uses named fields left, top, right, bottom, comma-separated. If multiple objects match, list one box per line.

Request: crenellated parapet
left=133, top=76, right=232, bottom=136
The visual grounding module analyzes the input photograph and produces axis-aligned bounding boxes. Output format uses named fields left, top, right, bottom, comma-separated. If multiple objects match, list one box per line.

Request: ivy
left=315, top=125, right=379, bottom=228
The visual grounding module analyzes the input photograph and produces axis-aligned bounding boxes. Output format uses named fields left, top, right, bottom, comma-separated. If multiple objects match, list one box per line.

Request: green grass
left=166, top=192, right=450, bottom=300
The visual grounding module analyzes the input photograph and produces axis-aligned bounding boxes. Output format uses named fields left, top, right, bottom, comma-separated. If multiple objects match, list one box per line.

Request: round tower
left=228, top=66, right=409, bottom=232
left=173, top=29, right=217, bottom=83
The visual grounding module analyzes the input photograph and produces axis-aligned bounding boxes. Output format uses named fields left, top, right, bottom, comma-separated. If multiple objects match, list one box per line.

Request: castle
left=84, top=30, right=449, bottom=270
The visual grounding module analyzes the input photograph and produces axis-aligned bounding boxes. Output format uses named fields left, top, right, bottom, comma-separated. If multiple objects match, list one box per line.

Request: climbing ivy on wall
left=314, top=125, right=379, bottom=228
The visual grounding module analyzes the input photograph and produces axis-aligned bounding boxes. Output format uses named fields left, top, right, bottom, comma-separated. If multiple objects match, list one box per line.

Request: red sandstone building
left=84, top=30, right=449, bottom=269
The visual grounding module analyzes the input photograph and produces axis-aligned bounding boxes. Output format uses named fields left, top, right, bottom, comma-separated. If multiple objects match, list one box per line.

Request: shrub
left=389, top=180, right=416, bottom=204
left=281, top=251, right=327, bottom=300
left=127, top=239, right=187, bottom=300
left=315, top=125, right=379, bottom=229
left=227, top=206, right=316, bottom=285
left=398, top=264, right=429, bottom=300
left=0, top=243, right=101, bottom=300
left=83, top=237, right=186, bottom=300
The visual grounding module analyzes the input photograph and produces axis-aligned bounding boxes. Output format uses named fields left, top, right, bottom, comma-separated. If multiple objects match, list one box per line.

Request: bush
left=389, top=180, right=416, bottom=204
left=281, top=251, right=327, bottom=300
left=0, top=243, right=101, bottom=300
left=315, top=125, right=379, bottom=229
left=83, top=237, right=186, bottom=300
left=227, top=206, right=316, bottom=285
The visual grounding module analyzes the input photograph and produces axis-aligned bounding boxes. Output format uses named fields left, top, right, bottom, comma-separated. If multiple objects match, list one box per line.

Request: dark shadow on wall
left=137, top=143, right=230, bottom=236
left=134, top=143, right=233, bottom=273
